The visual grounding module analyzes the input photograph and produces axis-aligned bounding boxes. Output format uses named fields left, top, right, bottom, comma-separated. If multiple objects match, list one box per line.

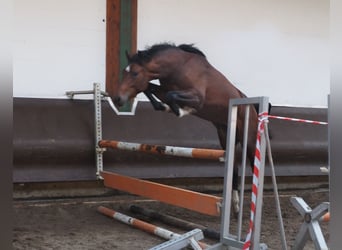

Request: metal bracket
left=65, top=89, right=108, bottom=99
left=149, top=229, right=204, bottom=250
left=290, top=197, right=329, bottom=250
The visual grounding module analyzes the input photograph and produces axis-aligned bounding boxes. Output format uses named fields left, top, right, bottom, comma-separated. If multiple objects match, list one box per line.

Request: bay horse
left=113, top=43, right=263, bottom=214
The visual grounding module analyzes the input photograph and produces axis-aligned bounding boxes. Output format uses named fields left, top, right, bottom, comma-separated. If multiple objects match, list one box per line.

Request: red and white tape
left=242, top=112, right=327, bottom=249
left=243, top=112, right=268, bottom=250
left=268, top=115, right=328, bottom=125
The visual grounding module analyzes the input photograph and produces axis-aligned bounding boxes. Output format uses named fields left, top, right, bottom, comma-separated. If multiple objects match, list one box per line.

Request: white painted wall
left=13, top=0, right=106, bottom=98
left=13, top=0, right=329, bottom=107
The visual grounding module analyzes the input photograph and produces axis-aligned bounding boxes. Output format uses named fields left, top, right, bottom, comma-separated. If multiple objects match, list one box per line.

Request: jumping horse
left=113, top=43, right=265, bottom=214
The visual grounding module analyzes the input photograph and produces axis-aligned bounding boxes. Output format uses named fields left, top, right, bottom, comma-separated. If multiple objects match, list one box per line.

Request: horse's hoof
left=233, top=205, right=240, bottom=215
left=162, top=103, right=171, bottom=112
left=232, top=190, right=240, bottom=216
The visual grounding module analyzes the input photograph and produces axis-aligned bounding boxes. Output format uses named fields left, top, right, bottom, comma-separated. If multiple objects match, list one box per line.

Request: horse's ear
left=125, top=50, right=131, bottom=62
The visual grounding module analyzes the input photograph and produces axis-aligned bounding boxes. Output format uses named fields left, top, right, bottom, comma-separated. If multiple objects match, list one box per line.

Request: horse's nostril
left=113, top=96, right=122, bottom=106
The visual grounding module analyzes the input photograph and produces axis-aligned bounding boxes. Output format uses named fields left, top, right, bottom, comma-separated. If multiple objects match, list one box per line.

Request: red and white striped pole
left=268, top=115, right=328, bottom=125
left=99, top=140, right=225, bottom=161
left=97, top=206, right=208, bottom=249
left=242, top=112, right=268, bottom=250
left=319, top=212, right=330, bottom=222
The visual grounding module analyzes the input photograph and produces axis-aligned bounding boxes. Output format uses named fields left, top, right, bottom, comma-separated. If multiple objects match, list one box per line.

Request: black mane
left=178, top=44, right=206, bottom=57
left=128, top=43, right=206, bottom=64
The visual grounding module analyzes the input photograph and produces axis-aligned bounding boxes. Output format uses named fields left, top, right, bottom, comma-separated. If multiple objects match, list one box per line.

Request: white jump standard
left=290, top=197, right=329, bottom=250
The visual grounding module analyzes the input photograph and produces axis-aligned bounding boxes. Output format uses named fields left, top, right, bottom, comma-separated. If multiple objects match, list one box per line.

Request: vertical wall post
left=105, top=0, right=137, bottom=100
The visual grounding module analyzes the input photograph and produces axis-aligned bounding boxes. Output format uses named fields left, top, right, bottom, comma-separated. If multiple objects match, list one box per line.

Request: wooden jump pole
left=129, top=205, right=220, bottom=240
left=98, top=206, right=178, bottom=239
left=97, top=206, right=208, bottom=249
left=320, top=212, right=330, bottom=222
left=99, top=140, right=225, bottom=161
left=100, top=171, right=222, bottom=216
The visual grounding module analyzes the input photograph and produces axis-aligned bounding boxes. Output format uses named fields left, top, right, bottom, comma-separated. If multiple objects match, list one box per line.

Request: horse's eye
left=131, top=72, right=138, bottom=77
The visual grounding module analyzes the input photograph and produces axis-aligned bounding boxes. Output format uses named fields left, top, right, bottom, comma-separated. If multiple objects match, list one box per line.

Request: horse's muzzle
left=113, top=93, right=131, bottom=107
left=113, top=96, right=124, bottom=107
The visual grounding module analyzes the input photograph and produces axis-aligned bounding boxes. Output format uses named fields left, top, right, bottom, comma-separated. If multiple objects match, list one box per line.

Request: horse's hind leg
left=146, top=87, right=202, bottom=117
left=214, top=123, right=240, bottom=215
left=232, top=162, right=240, bottom=216
left=164, top=90, right=203, bottom=117
left=246, top=107, right=259, bottom=169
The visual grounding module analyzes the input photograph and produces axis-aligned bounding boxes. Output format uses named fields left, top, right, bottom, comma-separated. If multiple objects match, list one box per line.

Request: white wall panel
left=13, top=0, right=329, bottom=107
left=13, top=0, right=106, bottom=98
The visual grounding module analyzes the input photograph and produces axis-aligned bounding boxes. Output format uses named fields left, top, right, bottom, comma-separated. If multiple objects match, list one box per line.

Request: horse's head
left=113, top=52, right=152, bottom=107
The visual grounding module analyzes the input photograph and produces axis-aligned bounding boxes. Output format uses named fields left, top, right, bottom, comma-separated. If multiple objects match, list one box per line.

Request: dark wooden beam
left=105, top=0, right=120, bottom=98
left=131, top=0, right=137, bottom=53
left=105, top=0, right=137, bottom=99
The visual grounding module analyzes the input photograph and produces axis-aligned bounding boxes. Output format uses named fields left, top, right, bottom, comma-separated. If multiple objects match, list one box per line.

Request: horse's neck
left=147, top=52, right=188, bottom=80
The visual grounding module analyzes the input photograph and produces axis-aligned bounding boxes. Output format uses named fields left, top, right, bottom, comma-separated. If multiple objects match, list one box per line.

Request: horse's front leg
left=144, top=83, right=170, bottom=112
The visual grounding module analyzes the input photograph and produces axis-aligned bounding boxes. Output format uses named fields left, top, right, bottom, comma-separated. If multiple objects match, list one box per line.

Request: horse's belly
left=196, top=105, right=228, bottom=125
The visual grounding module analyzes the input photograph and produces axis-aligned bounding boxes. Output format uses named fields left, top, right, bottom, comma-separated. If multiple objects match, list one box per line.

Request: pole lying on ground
left=319, top=212, right=330, bottom=222
left=129, top=205, right=220, bottom=240
left=98, top=206, right=178, bottom=239
left=99, top=140, right=225, bottom=161
left=97, top=206, right=208, bottom=249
